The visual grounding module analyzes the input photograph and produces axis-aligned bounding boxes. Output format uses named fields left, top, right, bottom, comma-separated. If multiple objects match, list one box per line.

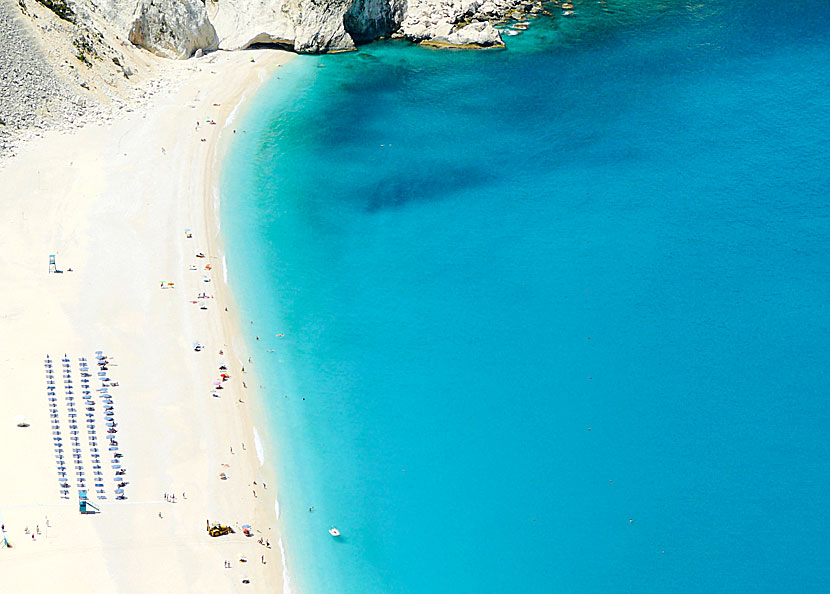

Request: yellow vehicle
left=207, top=520, right=234, bottom=537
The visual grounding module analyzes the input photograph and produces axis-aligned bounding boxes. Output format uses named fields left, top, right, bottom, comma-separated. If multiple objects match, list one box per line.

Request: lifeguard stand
left=79, top=490, right=100, bottom=514
left=49, top=254, right=56, bottom=274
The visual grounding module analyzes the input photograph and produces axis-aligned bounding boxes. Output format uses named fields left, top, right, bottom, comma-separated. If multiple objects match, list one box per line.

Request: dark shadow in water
left=356, top=162, right=497, bottom=213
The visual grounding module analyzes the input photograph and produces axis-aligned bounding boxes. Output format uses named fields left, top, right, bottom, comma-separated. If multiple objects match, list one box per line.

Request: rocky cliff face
left=344, top=0, right=406, bottom=44
left=10, top=0, right=537, bottom=61
left=209, top=0, right=295, bottom=50
left=128, top=0, right=219, bottom=58
left=210, top=0, right=407, bottom=53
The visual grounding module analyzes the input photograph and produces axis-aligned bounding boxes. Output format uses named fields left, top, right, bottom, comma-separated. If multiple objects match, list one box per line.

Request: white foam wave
left=274, top=497, right=280, bottom=521
left=212, top=185, right=221, bottom=232
left=226, top=91, right=248, bottom=128
left=278, top=537, right=292, bottom=594
left=222, top=254, right=228, bottom=285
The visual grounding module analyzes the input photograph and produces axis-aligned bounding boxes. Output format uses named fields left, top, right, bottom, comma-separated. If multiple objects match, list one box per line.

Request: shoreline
left=200, top=55, right=294, bottom=591
left=0, top=48, right=295, bottom=593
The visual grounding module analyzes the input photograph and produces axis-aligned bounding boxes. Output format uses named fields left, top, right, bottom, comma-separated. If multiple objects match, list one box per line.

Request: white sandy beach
left=0, top=48, right=294, bottom=593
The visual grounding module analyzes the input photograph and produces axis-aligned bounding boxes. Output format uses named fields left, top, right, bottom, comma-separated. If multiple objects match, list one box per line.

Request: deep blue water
left=222, top=2, right=830, bottom=592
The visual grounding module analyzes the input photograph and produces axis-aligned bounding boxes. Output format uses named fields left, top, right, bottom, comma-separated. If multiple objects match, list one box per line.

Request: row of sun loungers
left=45, top=352, right=129, bottom=502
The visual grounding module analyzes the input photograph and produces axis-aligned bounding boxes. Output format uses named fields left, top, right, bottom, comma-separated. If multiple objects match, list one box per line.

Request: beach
left=0, top=47, right=293, bottom=592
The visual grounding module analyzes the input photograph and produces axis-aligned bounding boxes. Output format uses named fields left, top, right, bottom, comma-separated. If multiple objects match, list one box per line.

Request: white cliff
left=128, top=0, right=219, bottom=58
left=289, top=0, right=355, bottom=53
left=209, top=0, right=296, bottom=50
left=12, top=0, right=538, bottom=65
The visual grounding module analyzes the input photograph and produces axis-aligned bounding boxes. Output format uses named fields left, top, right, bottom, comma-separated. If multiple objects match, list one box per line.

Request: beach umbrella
left=14, top=415, right=30, bottom=427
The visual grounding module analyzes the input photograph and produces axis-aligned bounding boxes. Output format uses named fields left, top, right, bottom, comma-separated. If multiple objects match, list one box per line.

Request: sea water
left=221, top=1, right=830, bottom=592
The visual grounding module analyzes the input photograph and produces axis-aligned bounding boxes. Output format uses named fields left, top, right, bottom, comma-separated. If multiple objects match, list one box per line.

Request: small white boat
left=328, top=527, right=341, bottom=537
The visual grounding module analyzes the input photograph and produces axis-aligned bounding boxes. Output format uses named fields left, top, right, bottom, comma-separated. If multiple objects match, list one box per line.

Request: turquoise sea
left=222, top=1, right=830, bottom=592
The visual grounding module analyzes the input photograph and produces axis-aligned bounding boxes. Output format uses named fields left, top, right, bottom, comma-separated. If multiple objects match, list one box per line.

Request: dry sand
left=0, top=48, right=295, bottom=593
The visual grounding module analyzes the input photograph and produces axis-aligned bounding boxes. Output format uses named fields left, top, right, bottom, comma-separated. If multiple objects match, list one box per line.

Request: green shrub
left=36, top=0, right=75, bottom=23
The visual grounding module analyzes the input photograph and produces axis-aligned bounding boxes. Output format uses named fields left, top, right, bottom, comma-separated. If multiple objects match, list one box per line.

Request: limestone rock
left=446, top=21, right=502, bottom=46
left=459, top=0, right=481, bottom=16
left=290, top=0, right=354, bottom=53
left=432, top=21, right=453, bottom=40
left=478, top=0, right=496, bottom=14
left=210, top=0, right=295, bottom=50
left=344, top=0, right=407, bottom=42
left=128, top=0, right=218, bottom=59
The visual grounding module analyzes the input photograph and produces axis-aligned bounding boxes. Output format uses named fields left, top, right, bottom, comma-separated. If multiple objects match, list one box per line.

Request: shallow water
left=222, top=2, right=830, bottom=592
